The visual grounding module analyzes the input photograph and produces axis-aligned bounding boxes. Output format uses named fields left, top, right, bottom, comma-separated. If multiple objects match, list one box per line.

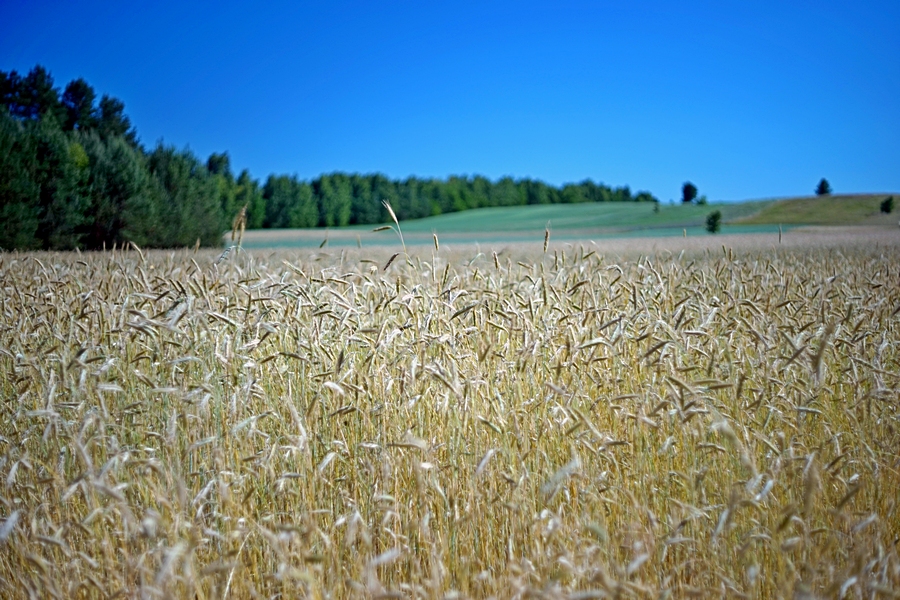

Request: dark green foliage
left=262, top=175, right=317, bottom=228
left=682, top=182, right=698, bottom=204
left=256, top=172, right=658, bottom=231
left=4, top=66, right=65, bottom=122
left=880, top=196, right=893, bottom=214
left=706, top=210, right=722, bottom=234
left=276, top=175, right=649, bottom=228
left=236, top=170, right=266, bottom=229
left=493, top=177, right=524, bottom=207
left=0, top=71, right=16, bottom=110
left=469, top=176, right=492, bottom=210
left=816, top=178, right=832, bottom=196
left=561, top=183, right=588, bottom=204
left=0, top=64, right=665, bottom=250
left=77, top=131, right=157, bottom=248
left=207, top=152, right=245, bottom=233
left=62, top=78, right=98, bottom=131
left=316, top=173, right=353, bottom=227
left=0, top=110, right=41, bottom=249
left=349, top=174, right=381, bottom=224
left=145, top=144, right=225, bottom=247
left=261, top=175, right=292, bottom=228
left=7, top=114, right=88, bottom=250
left=523, top=179, right=551, bottom=205
left=207, top=152, right=232, bottom=177
left=0, top=65, right=235, bottom=250
left=96, top=95, right=137, bottom=145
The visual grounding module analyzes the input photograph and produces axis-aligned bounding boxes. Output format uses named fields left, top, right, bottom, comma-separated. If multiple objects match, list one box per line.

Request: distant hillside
left=237, top=199, right=780, bottom=248
left=735, top=194, right=897, bottom=226
left=235, top=193, right=899, bottom=248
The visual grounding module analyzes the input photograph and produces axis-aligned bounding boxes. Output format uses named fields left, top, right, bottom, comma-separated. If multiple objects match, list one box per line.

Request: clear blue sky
left=2, top=0, right=898, bottom=201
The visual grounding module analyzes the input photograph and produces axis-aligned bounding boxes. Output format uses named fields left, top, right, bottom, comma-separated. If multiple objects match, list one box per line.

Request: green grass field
left=385, top=200, right=773, bottom=233
left=235, top=193, right=899, bottom=249
left=736, top=193, right=896, bottom=226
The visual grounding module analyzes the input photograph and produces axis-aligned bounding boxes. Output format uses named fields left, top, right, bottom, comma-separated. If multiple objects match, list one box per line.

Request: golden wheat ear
left=231, top=203, right=248, bottom=248
left=382, top=200, right=406, bottom=254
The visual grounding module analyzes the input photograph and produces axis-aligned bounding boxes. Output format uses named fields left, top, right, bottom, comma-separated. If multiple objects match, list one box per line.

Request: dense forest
left=1, top=65, right=659, bottom=250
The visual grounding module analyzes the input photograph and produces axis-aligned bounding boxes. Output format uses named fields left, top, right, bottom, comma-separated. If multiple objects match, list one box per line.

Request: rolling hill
left=734, top=193, right=896, bottom=226
left=236, top=193, right=898, bottom=248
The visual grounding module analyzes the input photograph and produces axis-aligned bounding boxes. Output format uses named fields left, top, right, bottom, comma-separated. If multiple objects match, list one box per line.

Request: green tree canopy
left=236, top=170, right=266, bottom=229
left=207, top=152, right=232, bottom=177
left=97, top=95, right=137, bottom=145
left=706, top=210, right=722, bottom=234
left=682, top=182, right=698, bottom=204
left=0, top=109, right=41, bottom=249
left=316, top=173, right=353, bottom=227
left=146, top=144, right=224, bottom=247
left=77, top=131, right=156, bottom=248
left=0, top=64, right=669, bottom=250
left=62, top=78, right=98, bottom=131
left=22, top=66, right=64, bottom=122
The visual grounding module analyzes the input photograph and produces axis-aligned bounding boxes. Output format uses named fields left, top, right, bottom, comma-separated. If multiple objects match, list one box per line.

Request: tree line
left=1, top=65, right=659, bottom=251
left=260, top=172, right=657, bottom=230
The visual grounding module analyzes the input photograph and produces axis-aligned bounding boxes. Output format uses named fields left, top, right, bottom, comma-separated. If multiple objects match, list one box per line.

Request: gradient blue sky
left=2, top=0, right=898, bottom=201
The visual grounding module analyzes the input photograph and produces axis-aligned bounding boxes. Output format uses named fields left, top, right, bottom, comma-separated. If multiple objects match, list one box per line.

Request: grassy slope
left=405, top=194, right=900, bottom=232
left=237, top=194, right=898, bottom=248
left=241, top=202, right=780, bottom=248
left=736, top=193, right=897, bottom=225
left=372, top=200, right=773, bottom=233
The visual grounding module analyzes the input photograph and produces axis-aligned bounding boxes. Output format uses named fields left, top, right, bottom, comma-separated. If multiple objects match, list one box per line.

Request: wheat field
left=0, top=236, right=898, bottom=598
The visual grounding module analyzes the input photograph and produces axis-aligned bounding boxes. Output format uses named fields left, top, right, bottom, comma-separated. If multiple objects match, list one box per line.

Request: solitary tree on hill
left=682, top=182, right=698, bottom=204
left=816, top=178, right=832, bottom=196
left=881, top=196, right=894, bottom=214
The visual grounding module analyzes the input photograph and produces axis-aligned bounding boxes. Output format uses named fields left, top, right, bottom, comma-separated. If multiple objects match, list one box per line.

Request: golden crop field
left=1, top=233, right=899, bottom=598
